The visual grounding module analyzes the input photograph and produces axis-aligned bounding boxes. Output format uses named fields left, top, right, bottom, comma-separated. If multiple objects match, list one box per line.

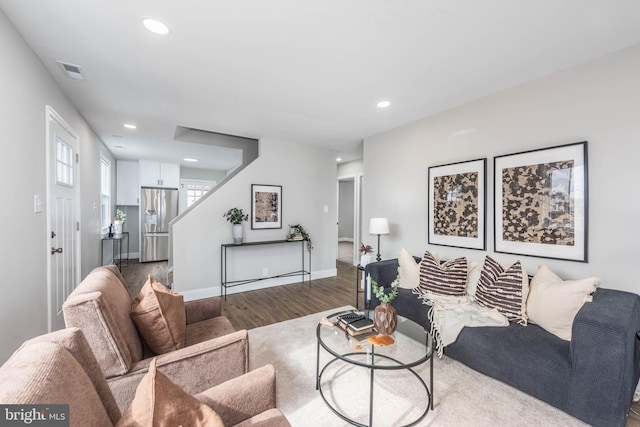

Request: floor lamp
left=369, top=218, right=390, bottom=262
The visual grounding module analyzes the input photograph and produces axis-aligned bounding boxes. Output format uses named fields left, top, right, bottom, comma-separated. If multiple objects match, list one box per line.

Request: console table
left=101, top=232, right=129, bottom=271
left=220, top=239, right=311, bottom=300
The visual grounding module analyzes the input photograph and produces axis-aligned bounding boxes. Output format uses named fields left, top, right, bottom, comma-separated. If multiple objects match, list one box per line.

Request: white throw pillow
left=466, top=260, right=482, bottom=298
left=397, top=248, right=420, bottom=289
left=527, top=265, right=599, bottom=340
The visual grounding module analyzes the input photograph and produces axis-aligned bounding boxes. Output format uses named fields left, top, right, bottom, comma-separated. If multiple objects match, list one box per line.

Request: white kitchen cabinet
left=139, top=160, right=180, bottom=188
left=116, top=160, right=140, bottom=205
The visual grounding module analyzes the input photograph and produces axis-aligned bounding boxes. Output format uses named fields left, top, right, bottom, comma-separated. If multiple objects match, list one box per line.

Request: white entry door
left=47, top=107, right=80, bottom=331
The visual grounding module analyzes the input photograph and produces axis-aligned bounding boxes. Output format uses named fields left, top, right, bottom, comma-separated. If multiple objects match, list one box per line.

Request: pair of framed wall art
left=427, top=141, right=588, bottom=262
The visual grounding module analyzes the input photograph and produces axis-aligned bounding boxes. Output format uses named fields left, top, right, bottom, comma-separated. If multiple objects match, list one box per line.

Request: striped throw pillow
left=417, top=251, right=467, bottom=297
left=475, top=256, right=529, bottom=325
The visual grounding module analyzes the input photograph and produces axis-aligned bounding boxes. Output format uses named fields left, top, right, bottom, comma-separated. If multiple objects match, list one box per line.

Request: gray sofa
left=365, top=258, right=640, bottom=427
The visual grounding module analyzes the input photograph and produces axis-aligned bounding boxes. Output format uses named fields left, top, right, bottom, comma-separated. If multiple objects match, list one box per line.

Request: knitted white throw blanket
left=414, top=292, right=509, bottom=357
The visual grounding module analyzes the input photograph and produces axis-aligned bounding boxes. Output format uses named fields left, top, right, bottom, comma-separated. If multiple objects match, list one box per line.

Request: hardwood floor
left=222, top=260, right=360, bottom=330
left=120, top=258, right=171, bottom=299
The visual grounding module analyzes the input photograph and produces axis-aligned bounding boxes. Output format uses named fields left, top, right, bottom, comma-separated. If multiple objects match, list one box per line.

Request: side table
left=101, top=232, right=129, bottom=271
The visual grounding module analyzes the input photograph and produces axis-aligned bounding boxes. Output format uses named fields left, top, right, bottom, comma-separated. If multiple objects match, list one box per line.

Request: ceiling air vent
left=56, top=61, right=84, bottom=80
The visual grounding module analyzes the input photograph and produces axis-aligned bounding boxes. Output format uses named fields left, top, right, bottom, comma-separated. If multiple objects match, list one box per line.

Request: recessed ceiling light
left=336, top=157, right=343, bottom=162
left=377, top=100, right=391, bottom=108
left=142, top=18, right=170, bottom=35
left=183, top=158, right=198, bottom=162
left=123, top=123, right=137, bottom=129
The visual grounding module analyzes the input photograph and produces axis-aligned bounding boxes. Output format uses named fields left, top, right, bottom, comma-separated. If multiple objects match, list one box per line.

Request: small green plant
left=287, top=224, right=313, bottom=251
left=223, top=208, right=248, bottom=224
left=114, top=209, right=127, bottom=223
left=371, top=277, right=399, bottom=304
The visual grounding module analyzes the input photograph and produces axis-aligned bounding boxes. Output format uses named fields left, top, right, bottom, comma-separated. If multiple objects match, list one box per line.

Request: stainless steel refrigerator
left=141, top=187, right=179, bottom=262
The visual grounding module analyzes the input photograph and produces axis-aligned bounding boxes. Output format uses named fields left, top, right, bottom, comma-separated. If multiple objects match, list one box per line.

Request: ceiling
left=2, top=1, right=640, bottom=169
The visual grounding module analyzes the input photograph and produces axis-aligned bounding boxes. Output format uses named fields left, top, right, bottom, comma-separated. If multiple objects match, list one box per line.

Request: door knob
left=51, top=247, right=63, bottom=255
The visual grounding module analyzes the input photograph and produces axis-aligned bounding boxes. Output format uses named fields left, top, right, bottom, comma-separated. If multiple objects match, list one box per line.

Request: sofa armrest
left=108, top=329, right=249, bottom=412
left=185, top=296, right=223, bottom=324
left=195, top=365, right=277, bottom=426
left=568, top=288, right=640, bottom=427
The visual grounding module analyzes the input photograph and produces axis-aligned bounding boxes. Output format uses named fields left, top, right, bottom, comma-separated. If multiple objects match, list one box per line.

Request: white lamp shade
left=369, top=218, right=390, bottom=235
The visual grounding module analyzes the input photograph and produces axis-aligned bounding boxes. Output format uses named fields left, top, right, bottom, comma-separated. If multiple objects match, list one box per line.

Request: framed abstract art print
left=428, top=158, right=487, bottom=250
left=494, top=141, right=588, bottom=262
left=251, top=184, right=282, bottom=229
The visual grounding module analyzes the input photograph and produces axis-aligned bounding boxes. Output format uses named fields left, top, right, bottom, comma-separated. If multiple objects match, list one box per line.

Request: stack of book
left=336, top=312, right=374, bottom=337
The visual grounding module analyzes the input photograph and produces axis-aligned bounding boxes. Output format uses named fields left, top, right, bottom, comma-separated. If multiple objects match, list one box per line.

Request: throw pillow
left=131, top=275, right=186, bottom=355
left=475, top=256, right=529, bottom=325
left=117, top=358, right=224, bottom=427
left=417, top=251, right=467, bottom=297
left=397, top=248, right=420, bottom=289
left=527, top=265, right=599, bottom=340
left=466, top=260, right=483, bottom=298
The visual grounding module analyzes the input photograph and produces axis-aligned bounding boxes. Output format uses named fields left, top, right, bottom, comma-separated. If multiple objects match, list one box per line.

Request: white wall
left=180, top=166, right=226, bottom=182
left=363, top=44, right=640, bottom=294
left=337, top=159, right=363, bottom=177
left=172, top=138, right=337, bottom=299
left=0, top=10, right=114, bottom=363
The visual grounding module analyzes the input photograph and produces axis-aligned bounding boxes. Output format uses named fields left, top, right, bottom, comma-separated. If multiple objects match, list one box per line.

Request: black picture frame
left=493, top=141, right=588, bottom=262
left=428, top=158, right=487, bottom=250
left=251, top=184, right=282, bottom=229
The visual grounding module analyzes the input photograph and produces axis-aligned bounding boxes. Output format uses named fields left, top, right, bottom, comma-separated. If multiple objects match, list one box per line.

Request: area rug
left=248, top=306, right=588, bottom=427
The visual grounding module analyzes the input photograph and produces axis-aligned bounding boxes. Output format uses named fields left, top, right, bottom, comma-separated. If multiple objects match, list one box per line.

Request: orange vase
left=374, top=302, right=397, bottom=335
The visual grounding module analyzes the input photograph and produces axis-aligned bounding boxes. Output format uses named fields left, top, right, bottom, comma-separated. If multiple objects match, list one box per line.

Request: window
left=100, top=155, right=111, bottom=230
left=55, top=137, right=74, bottom=186
left=180, top=179, right=216, bottom=213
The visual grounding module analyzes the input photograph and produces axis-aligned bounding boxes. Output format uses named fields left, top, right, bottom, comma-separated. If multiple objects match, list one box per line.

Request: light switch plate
left=33, top=194, right=43, bottom=213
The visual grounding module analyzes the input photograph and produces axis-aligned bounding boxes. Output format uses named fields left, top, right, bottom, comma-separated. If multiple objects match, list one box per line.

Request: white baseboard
left=178, top=268, right=337, bottom=302
left=338, top=238, right=354, bottom=243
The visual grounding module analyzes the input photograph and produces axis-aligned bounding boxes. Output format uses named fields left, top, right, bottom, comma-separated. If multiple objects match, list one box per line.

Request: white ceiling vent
left=56, top=61, right=84, bottom=80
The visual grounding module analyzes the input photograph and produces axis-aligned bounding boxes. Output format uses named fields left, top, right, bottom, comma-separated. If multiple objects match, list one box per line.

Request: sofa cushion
left=131, top=276, right=186, bottom=355
left=397, top=248, right=420, bottom=289
left=185, top=316, right=237, bottom=347
left=63, top=266, right=143, bottom=377
left=117, top=358, right=224, bottom=427
left=527, top=265, right=599, bottom=340
left=0, top=341, right=113, bottom=426
left=475, top=256, right=529, bottom=325
left=417, top=251, right=467, bottom=298
left=445, top=322, right=572, bottom=411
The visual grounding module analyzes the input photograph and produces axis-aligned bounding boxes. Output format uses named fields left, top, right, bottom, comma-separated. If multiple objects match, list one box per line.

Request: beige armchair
left=62, top=265, right=247, bottom=412
left=0, top=328, right=290, bottom=427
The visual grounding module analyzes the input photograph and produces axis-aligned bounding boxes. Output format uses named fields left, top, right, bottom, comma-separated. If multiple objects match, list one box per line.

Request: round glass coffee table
left=316, top=309, right=434, bottom=426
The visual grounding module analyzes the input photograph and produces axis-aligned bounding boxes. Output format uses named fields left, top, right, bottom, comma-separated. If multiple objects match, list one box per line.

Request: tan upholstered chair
left=62, top=265, right=247, bottom=411
left=0, top=328, right=290, bottom=427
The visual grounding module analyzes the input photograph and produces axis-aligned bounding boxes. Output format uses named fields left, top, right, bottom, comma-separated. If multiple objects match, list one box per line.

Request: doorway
left=46, top=106, right=80, bottom=332
left=337, top=174, right=362, bottom=265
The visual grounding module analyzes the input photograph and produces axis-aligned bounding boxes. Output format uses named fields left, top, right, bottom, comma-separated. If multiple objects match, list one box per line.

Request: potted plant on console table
left=287, top=224, right=313, bottom=251
left=223, top=208, right=249, bottom=244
